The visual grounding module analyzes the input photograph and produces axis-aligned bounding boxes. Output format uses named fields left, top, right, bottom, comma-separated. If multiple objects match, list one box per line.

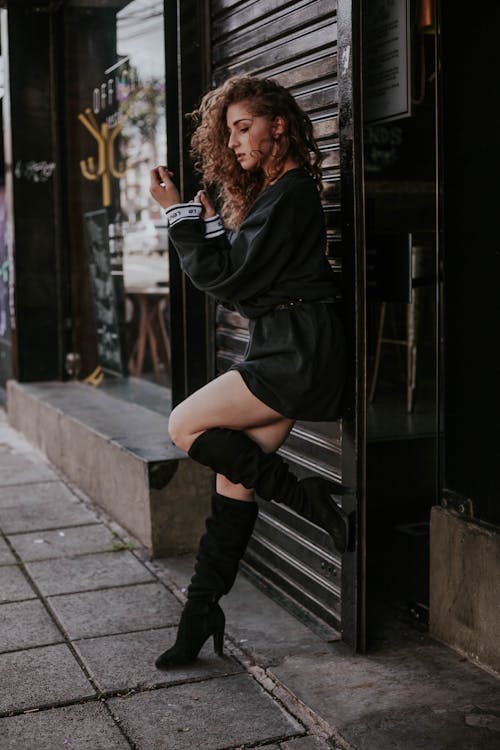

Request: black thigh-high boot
left=188, top=428, right=350, bottom=554
left=155, top=492, right=258, bottom=670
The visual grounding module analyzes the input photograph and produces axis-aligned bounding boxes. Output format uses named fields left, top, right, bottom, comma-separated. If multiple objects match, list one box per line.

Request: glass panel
left=117, top=0, right=170, bottom=386
left=362, top=0, right=439, bottom=641
left=65, top=0, right=169, bottom=386
left=117, top=1, right=167, bottom=285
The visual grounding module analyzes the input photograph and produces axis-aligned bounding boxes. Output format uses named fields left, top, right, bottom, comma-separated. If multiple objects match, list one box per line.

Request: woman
left=149, top=75, right=349, bottom=670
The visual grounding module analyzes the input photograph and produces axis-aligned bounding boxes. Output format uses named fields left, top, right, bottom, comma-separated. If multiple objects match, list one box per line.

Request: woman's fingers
left=150, top=165, right=180, bottom=208
left=150, top=167, right=163, bottom=186
left=197, top=189, right=216, bottom=218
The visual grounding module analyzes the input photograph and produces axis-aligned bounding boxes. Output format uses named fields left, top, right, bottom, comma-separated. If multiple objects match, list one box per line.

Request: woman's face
left=226, top=100, right=281, bottom=171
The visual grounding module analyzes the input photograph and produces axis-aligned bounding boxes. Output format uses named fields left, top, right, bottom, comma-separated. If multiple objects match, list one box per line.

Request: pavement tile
left=0, top=644, right=95, bottom=713
left=73, top=627, right=243, bottom=692
left=160, top=555, right=332, bottom=667
left=224, top=577, right=332, bottom=666
left=0, top=599, right=63, bottom=653
left=48, top=582, right=182, bottom=639
left=0, top=480, right=74, bottom=509
left=0, top=564, right=36, bottom=602
left=7, top=524, right=118, bottom=561
left=280, top=737, right=331, bottom=749
left=108, top=673, right=304, bottom=750
left=0, top=702, right=130, bottom=750
left=341, top=704, right=500, bottom=750
left=270, top=643, right=500, bottom=750
left=0, top=452, right=59, bottom=485
left=25, top=550, right=155, bottom=596
left=0, top=483, right=98, bottom=533
left=0, top=536, right=16, bottom=564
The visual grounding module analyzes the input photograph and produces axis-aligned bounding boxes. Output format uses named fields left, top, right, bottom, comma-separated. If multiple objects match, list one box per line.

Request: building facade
left=0, top=0, right=498, bottom=670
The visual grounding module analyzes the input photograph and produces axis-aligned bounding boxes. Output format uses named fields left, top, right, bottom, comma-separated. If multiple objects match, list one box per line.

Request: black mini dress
left=164, top=167, right=346, bottom=421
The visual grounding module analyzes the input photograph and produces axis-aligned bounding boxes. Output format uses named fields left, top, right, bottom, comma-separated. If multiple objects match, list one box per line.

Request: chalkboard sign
left=84, top=209, right=125, bottom=375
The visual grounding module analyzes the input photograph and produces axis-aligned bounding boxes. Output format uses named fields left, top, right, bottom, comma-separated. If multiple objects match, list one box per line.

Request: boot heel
left=213, top=625, right=224, bottom=656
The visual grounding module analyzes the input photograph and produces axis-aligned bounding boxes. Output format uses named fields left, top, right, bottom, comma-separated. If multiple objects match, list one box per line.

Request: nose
left=228, top=130, right=239, bottom=150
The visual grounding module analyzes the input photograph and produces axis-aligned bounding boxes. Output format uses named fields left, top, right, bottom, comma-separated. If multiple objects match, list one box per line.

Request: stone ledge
left=430, top=506, right=500, bottom=676
left=6, top=378, right=212, bottom=557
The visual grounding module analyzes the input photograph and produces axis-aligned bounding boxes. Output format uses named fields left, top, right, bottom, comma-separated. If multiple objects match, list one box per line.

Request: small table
left=126, top=285, right=171, bottom=382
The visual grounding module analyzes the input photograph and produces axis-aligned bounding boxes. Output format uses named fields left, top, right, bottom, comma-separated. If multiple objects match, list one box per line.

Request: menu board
left=363, top=0, right=411, bottom=124
left=84, top=209, right=125, bottom=375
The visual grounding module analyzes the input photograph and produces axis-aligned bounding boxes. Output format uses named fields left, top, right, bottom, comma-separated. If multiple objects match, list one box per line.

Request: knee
left=168, top=406, right=193, bottom=453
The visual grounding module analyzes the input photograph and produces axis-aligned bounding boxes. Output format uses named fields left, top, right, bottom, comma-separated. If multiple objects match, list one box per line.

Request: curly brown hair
left=188, top=76, right=323, bottom=228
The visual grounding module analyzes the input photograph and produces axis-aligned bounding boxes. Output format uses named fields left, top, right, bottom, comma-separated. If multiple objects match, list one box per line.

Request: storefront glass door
left=361, top=0, right=440, bottom=643
left=64, top=0, right=170, bottom=387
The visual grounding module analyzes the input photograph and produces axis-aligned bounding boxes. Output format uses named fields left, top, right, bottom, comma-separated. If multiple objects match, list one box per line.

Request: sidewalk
left=1, top=408, right=499, bottom=750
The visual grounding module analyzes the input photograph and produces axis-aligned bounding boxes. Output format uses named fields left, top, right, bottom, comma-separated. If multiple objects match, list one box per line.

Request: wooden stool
left=126, top=286, right=171, bottom=382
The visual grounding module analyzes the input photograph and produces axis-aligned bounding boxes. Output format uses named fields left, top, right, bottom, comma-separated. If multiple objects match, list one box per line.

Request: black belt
left=274, top=297, right=336, bottom=311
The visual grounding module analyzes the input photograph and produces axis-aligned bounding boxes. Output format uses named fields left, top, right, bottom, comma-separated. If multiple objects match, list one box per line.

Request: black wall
left=7, top=2, right=63, bottom=381
left=440, top=7, right=500, bottom=525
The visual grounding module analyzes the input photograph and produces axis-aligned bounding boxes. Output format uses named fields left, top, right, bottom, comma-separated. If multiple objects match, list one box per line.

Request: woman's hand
left=150, top=165, right=180, bottom=208
left=193, top=189, right=216, bottom=219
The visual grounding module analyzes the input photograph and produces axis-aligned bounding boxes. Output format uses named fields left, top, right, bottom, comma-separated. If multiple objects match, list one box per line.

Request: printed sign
left=363, top=0, right=411, bottom=123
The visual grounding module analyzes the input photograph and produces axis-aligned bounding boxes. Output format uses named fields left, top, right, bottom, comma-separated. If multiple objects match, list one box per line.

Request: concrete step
left=6, top=378, right=212, bottom=557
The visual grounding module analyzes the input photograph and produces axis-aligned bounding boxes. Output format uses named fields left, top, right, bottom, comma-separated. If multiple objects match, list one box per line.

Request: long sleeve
left=164, top=170, right=339, bottom=318
left=164, top=193, right=293, bottom=303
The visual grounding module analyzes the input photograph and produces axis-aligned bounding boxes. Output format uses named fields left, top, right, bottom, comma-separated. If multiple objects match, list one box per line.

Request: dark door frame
left=165, top=0, right=215, bottom=408
left=338, top=0, right=367, bottom=651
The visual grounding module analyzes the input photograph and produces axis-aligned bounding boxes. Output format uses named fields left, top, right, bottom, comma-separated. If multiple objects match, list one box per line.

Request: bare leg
left=168, top=370, right=290, bottom=451
left=216, top=419, right=295, bottom=501
left=168, top=370, right=295, bottom=502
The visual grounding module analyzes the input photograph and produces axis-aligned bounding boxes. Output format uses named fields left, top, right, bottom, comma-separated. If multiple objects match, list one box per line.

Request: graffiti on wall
left=14, top=160, right=56, bottom=183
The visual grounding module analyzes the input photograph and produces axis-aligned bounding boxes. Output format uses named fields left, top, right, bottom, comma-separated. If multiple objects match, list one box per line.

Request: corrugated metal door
left=210, top=0, right=365, bottom=643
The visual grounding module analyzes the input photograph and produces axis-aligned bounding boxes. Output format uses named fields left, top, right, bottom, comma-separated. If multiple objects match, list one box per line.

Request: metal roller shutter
left=210, top=0, right=343, bottom=632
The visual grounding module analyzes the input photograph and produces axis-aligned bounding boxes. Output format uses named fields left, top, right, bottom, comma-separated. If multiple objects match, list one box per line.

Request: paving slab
left=0, top=483, right=99, bottom=533
left=0, top=481, right=82, bottom=509
left=270, top=632, right=500, bottom=750
left=0, top=535, right=16, bottom=564
left=48, top=582, right=182, bottom=639
left=0, top=564, right=36, bottom=602
left=0, top=702, right=130, bottom=750
left=0, top=599, right=63, bottom=653
left=0, top=451, right=59, bottom=485
left=340, top=703, right=500, bottom=750
left=108, top=673, right=304, bottom=750
left=7, top=523, right=118, bottom=561
left=0, top=644, right=95, bottom=713
left=73, top=626, right=243, bottom=692
left=25, top=550, right=155, bottom=596
left=0, top=479, right=84, bottom=508
left=160, top=554, right=331, bottom=667
left=280, top=737, right=332, bottom=749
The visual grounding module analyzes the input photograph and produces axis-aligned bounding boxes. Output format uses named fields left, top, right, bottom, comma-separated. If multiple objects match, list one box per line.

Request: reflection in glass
left=115, top=0, right=170, bottom=385
left=117, top=0, right=167, bottom=287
